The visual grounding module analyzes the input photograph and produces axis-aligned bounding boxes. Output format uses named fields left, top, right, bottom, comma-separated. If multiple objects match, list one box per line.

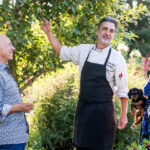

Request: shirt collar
left=0, top=62, right=9, bottom=70
left=93, top=44, right=111, bottom=52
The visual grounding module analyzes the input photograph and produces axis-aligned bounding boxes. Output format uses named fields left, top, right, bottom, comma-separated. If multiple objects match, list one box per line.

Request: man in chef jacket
left=41, top=16, right=128, bottom=150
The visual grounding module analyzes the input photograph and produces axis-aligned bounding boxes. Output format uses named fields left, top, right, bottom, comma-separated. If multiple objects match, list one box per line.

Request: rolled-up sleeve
left=115, top=55, right=128, bottom=98
left=0, top=77, right=12, bottom=123
left=60, top=45, right=82, bottom=65
left=2, top=104, right=12, bottom=116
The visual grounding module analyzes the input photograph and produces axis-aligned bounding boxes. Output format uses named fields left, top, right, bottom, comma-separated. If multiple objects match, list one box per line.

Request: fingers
left=118, top=115, right=128, bottom=130
left=118, top=122, right=123, bottom=129
left=26, top=103, right=33, bottom=107
left=40, top=18, right=51, bottom=34
left=41, top=18, right=50, bottom=25
left=22, top=103, right=33, bottom=113
left=118, top=120, right=127, bottom=129
left=41, top=18, right=47, bottom=23
left=26, top=103, right=33, bottom=110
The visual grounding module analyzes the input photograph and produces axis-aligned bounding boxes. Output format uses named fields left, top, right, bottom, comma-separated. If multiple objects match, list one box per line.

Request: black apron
left=73, top=47, right=117, bottom=150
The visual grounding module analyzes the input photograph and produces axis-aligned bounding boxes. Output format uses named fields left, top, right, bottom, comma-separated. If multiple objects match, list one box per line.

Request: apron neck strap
left=104, top=47, right=112, bottom=66
left=85, top=47, right=94, bottom=62
left=85, top=46, right=112, bottom=65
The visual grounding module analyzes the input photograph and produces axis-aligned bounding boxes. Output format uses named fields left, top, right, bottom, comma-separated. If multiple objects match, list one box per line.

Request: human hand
left=13, top=103, right=33, bottom=113
left=118, top=115, right=128, bottom=129
left=19, top=103, right=33, bottom=113
left=40, top=18, right=51, bottom=34
left=8, top=103, right=33, bottom=115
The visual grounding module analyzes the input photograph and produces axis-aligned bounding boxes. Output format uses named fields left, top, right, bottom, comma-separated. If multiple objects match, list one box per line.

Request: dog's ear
left=138, top=89, right=143, bottom=99
left=128, top=90, right=132, bottom=99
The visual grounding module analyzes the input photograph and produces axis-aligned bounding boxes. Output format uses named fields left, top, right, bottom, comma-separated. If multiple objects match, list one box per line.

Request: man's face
left=97, top=21, right=116, bottom=46
left=0, top=35, right=15, bottom=64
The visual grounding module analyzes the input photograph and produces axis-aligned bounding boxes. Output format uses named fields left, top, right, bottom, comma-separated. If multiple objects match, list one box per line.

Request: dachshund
left=128, top=88, right=147, bottom=129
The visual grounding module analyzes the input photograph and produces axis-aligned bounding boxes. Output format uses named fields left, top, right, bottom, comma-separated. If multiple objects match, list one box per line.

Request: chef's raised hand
left=40, top=18, right=51, bottom=35
left=40, top=18, right=62, bottom=55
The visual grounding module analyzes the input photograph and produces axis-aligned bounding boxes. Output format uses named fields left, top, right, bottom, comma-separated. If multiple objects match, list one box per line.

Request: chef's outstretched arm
left=41, top=18, right=62, bottom=55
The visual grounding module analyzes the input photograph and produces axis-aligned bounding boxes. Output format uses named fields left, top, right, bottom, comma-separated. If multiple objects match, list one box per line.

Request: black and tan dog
left=128, top=88, right=147, bottom=129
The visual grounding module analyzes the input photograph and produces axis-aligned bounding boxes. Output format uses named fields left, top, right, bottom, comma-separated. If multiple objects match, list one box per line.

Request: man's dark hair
left=98, top=17, right=118, bottom=30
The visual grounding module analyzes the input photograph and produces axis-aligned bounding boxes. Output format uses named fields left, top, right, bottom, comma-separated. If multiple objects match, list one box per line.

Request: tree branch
left=20, top=62, right=64, bottom=93
left=20, top=68, right=50, bottom=93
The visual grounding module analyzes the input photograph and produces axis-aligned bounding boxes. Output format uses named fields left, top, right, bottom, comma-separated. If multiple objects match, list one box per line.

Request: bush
left=127, top=139, right=150, bottom=150
left=114, top=58, right=147, bottom=150
left=26, top=63, right=79, bottom=150
left=114, top=98, right=142, bottom=150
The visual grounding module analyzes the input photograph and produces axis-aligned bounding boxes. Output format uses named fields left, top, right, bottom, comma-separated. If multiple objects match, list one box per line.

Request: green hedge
left=26, top=63, right=79, bottom=150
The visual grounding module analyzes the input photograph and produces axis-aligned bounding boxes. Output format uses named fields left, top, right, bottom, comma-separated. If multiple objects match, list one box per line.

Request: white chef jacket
left=60, top=44, right=128, bottom=98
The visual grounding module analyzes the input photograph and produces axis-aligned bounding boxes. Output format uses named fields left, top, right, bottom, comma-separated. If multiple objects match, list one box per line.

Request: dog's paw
left=130, top=113, right=134, bottom=118
left=131, top=124, right=137, bottom=129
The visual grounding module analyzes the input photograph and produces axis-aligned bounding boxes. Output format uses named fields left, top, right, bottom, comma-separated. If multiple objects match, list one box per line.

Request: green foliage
left=128, top=58, right=147, bottom=89
left=0, top=0, right=147, bottom=92
left=27, top=126, right=44, bottom=150
left=16, top=22, right=61, bottom=93
left=26, top=63, right=79, bottom=150
left=127, top=0, right=150, bottom=57
left=114, top=58, right=147, bottom=150
left=114, top=98, right=142, bottom=150
left=127, top=139, right=150, bottom=150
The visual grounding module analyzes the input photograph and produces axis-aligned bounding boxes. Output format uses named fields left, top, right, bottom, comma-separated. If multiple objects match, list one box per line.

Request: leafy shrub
left=114, top=98, right=142, bottom=150
left=127, top=139, right=150, bottom=150
left=114, top=58, right=147, bottom=150
left=26, top=63, right=79, bottom=150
